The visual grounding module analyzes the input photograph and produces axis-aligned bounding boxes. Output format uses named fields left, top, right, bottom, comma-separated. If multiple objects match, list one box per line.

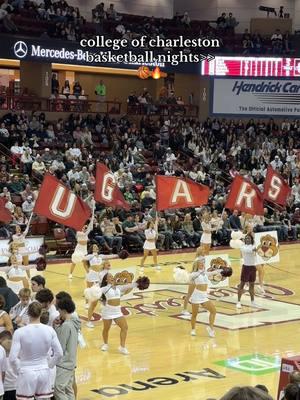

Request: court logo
left=216, top=354, right=281, bottom=376
left=92, top=368, right=225, bottom=397
left=14, top=41, right=28, bottom=58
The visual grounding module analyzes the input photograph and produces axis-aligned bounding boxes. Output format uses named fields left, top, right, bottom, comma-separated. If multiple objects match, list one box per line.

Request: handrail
left=0, top=95, right=199, bottom=116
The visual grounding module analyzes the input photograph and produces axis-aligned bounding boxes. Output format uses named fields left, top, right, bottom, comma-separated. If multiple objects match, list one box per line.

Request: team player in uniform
left=9, top=302, right=63, bottom=400
left=140, top=219, right=160, bottom=270
left=237, top=234, right=259, bottom=309
left=69, top=200, right=95, bottom=279
left=189, top=257, right=219, bottom=338
left=96, top=273, right=149, bottom=355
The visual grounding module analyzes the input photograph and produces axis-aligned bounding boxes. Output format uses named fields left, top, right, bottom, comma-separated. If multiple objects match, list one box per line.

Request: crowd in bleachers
left=0, top=110, right=300, bottom=254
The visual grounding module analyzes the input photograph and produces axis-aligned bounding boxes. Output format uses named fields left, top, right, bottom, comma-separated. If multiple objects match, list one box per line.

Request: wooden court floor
left=44, top=244, right=300, bottom=400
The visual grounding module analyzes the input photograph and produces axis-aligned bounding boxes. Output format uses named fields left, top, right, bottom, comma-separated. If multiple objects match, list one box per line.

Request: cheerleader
left=140, top=219, right=160, bottom=270
left=96, top=273, right=149, bottom=355
left=84, top=244, right=118, bottom=327
left=69, top=199, right=95, bottom=279
left=11, top=214, right=33, bottom=277
left=182, top=248, right=205, bottom=316
left=197, top=212, right=217, bottom=256
left=86, top=259, right=111, bottom=328
left=237, top=234, right=259, bottom=309
left=189, top=257, right=219, bottom=338
left=1, top=254, right=41, bottom=293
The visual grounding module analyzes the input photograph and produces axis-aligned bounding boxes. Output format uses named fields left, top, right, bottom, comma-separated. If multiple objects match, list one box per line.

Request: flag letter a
left=171, top=180, right=193, bottom=204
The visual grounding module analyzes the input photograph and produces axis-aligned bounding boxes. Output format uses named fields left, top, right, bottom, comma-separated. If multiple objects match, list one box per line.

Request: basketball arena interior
left=0, top=1, right=300, bottom=400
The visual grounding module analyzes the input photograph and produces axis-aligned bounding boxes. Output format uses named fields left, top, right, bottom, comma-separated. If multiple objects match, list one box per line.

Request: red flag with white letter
left=263, top=165, right=291, bottom=206
left=225, top=175, right=264, bottom=215
left=155, top=175, right=210, bottom=211
left=94, top=163, right=130, bottom=210
left=0, top=198, right=12, bottom=223
left=34, top=174, right=91, bottom=230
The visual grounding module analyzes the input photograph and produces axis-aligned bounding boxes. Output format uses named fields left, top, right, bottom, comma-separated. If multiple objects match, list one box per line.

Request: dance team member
left=84, top=244, right=126, bottom=320
left=96, top=273, right=149, bottom=355
left=9, top=302, right=63, bottom=400
left=86, top=258, right=112, bottom=328
left=237, top=234, right=259, bottom=309
left=3, top=255, right=39, bottom=292
left=182, top=248, right=206, bottom=316
left=140, top=219, right=160, bottom=270
left=199, top=212, right=218, bottom=255
left=189, top=257, right=218, bottom=338
left=11, top=215, right=33, bottom=278
left=69, top=200, right=95, bottom=279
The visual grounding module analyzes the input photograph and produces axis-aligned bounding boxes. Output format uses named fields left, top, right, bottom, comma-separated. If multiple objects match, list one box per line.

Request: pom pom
left=36, top=257, right=47, bottom=271
left=39, top=244, right=48, bottom=256
left=221, top=266, right=233, bottom=278
left=136, top=276, right=150, bottom=290
left=173, top=266, right=190, bottom=283
left=231, top=231, right=244, bottom=240
left=84, top=285, right=102, bottom=302
left=118, top=250, right=129, bottom=260
left=229, top=239, right=243, bottom=249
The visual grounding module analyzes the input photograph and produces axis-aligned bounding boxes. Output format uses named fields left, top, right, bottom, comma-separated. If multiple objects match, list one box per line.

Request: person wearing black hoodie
left=0, top=278, right=18, bottom=313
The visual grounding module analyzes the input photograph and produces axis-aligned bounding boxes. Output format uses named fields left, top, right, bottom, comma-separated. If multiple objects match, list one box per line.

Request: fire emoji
left=152, top=66, right=161, bottom=79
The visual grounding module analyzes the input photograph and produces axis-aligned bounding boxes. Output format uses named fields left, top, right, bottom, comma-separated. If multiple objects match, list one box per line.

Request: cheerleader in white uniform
left=140, top=219, right=160, bottom=270
left=197, top=212, right=217, bottom=256
left=189, top=257, right=219, bottom=338
left=85, top=259, right=111, bottom=328
left=182, top=248, right=205, bottom=316
left=85, top=244, right=117, bottom=327
left=69, top=200, right=95, bottom=279
left=11, top=214, right=33, bottom=278
left=1, top=254, right=39, bottom=293
left=96, top=273, right=149, bottom=355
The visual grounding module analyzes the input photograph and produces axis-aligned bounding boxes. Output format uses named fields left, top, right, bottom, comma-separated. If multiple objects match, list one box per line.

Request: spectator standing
left=54, top=298, right=80, bottom=400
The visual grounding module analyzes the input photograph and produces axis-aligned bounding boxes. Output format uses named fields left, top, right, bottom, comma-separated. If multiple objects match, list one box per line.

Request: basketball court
left=43, top=244, right=300, bottom=400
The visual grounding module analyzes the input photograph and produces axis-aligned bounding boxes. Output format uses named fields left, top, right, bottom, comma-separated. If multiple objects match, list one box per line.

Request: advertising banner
left=212, top=77, right=300, bottom=117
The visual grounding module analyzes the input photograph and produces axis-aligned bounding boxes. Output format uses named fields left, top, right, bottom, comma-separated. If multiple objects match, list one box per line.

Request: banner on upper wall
left=0, top=35, right=199, bottom=74
left=211, top=77, right=300, bottom=117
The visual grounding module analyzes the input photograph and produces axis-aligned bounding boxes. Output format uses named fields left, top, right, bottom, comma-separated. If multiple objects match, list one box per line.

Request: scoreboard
left=201, top=56, right=300, bottom=77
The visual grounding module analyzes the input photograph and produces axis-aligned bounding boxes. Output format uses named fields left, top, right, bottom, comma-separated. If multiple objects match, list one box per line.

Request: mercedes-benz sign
left=14, top=41, right=28, bottom=58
